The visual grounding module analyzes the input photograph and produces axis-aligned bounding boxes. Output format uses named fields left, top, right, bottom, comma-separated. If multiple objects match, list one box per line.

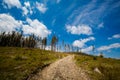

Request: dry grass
left=75, top=54, right=120, bottom=80
left=0, top=47, right=67, bottom=80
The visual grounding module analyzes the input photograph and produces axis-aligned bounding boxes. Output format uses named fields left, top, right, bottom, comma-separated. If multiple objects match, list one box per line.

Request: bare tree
left=42, top=37, right=47, bottom=50
left=92, top=45, right=95, bottom=54
left=51, top=35, right=58, bottom=51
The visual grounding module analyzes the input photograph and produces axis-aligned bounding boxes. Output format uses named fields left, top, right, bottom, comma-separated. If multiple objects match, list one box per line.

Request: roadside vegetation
left=75, top=54, right=120, bottom=80
left=0, top=47, right=120, bottom=80
left=0, top=47, right=67, bottom=80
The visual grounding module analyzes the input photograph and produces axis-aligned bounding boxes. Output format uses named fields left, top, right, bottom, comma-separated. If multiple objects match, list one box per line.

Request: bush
left=93, top=56, right=97, bottom=60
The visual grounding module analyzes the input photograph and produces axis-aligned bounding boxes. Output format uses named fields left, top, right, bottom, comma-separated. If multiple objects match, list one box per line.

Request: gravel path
left=30, top=55, right=90, bottom=80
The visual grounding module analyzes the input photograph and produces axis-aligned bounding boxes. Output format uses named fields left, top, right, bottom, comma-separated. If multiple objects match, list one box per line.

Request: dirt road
left=29, top=55, right=90, bottom=80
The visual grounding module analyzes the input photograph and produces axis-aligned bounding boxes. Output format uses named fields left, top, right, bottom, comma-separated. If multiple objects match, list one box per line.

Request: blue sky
left=0, top=0, right=120, bottom=58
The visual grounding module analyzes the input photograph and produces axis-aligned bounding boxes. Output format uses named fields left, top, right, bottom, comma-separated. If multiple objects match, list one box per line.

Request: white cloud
left=97, top=43, right=120, bottom=51
left=52, top=19, right=56, bottom=26
left=0, top=13, right=51, bottom=38
left=113, top=34, right=120, bottom=38
left=3, top=0, right=33, bottom=16
left=22, top=7, right=29, bottom=16
left=23, top=18, right=51, bottom=38
left=36, top=2, right=47, bottom=13
left=73, top=40, right=85, bottom=48
left=26, top=18, right=32, bottom=24
left=45, top=46, right=51, bottom=51
left=81, top=46, right=93, bottom=53
left=22, top=1, right=33, bottom=16
left=0, top=14, right=22, bottom=33
left=67, top=0, right=118, bottom=28
left=3, top=0, right=22, bottom=9
left=24, top=2, right=30, bottom=7
left=98, top=22, right=104, bottom=29
left=108, top=34, right=120, bottom=40
left=29, top=9, right=33, bottom=15
left=66, top=24, right=93, bottom=35
left=56, top=0, right=61, bottom=3
left=69, top=0, right=97, bottom=26
left=72, top=37, right=95, bottom=48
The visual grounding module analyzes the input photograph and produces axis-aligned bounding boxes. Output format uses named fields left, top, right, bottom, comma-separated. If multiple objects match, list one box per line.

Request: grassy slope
left=0, top=47, right=68, bottom=80
left=0, top=47, right=120, bottom=80
left=75, top=54, right=120, bottom=80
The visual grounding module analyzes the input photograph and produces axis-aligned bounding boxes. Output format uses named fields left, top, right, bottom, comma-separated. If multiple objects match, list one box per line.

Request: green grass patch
left=0, top=47, right=67, bottom=80
left=75, top=54, right=120, bottom=80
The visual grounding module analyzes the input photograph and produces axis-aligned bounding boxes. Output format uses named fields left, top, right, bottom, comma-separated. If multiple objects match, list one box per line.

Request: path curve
left=30, top=55, right=90, bottom=80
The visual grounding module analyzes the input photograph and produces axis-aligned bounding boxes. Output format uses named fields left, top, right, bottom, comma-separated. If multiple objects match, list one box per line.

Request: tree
left=64, top=44, right=67, bottom=52
left=92, top=45, right=95, bottom=54
left=77, top=47, right=79, bottom=52
left=51, top=35, right=58, bottom=51
left=0, top=31, right=37, bottom=48
left=71, top=46, right=74, bottom=52
left=42, top=37, right=47, bottom=50
left=67, top=44, right=70, bottom=52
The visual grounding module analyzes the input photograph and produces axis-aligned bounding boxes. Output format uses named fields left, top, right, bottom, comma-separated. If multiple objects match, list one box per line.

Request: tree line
left=0, top=31, right=37, bottom=48
left=0, top=31, right=86, bottom=52
left=0, top=31, right=60, bottom=51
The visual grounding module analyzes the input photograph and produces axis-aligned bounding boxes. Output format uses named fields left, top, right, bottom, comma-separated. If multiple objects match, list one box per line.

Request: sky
left=0, top=0, right=120, bottom=58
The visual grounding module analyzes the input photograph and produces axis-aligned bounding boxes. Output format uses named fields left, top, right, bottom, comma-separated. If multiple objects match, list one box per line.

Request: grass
left=0, top=47, right=68, bottom=80
left=75, top=54, right=120, bottom=80
left=1, top=47, right=120, bottom=80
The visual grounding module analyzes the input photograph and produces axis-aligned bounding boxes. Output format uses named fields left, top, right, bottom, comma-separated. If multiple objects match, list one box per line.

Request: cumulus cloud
left=22, top=1, right=33, bottom=16
left=0, top=13, right=51, bottom=38
left=0, top=14, right=22, bottom=33
left=3, top=0, right=22, bottom=9
left=23, top=18, right=51, bottom=38
left=97, top=43, right=120, bottom=51
left=66, top=24, right=93, bottom=35
left=3, top=0, right=33, bottom=16
left=81, top=46, right=93, bottom=53
left=36, top=2, right=47, bottom=13
left=22, top=7, right=29, bottom=15
left=108, top=34, right=120, bottom=40
left=72, top=37, right=95, bottom=48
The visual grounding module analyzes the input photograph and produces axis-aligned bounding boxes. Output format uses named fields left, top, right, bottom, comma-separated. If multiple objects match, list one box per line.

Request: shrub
left=93, top=56, right=97, bottom=60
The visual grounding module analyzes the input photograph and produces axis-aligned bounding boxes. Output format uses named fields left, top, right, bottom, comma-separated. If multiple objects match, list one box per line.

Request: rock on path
left=30, top=55, right=90, bottom=80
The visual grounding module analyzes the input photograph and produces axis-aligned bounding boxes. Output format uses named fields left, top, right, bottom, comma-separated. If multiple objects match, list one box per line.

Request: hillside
left=0, top=47, right=67, bottom=80
left=0, top=47, right=120, bottom=80
left=75, top=54, right=120, bottom=80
